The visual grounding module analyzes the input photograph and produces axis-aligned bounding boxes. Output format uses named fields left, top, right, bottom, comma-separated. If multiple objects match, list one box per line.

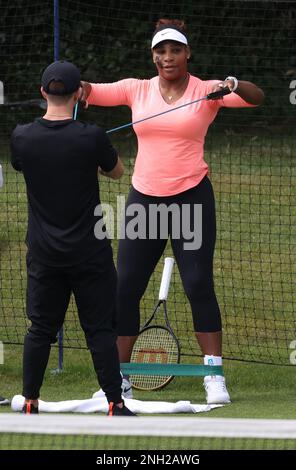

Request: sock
left=204, top=355, right=223, bottom=379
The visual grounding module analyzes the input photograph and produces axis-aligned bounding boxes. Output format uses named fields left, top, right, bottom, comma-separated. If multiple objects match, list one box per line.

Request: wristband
left=225, top=76, right=238, bottom=92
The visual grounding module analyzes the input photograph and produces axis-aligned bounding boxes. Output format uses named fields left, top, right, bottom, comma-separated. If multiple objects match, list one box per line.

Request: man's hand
left=98, top=158, right=124, bottom=180
left=98, top=167, right=107, bottom=177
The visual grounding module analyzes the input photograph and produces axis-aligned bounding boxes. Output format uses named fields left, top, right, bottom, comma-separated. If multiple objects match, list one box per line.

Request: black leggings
left=116, top=176, right=221, bottom=335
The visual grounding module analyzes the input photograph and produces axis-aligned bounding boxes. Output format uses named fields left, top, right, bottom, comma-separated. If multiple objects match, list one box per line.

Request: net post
left=54, top=0, right=59, bottom=62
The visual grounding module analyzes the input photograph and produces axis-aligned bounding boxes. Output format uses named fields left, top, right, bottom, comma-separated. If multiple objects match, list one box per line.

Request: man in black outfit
left=10, top=60, right=135, bottom=416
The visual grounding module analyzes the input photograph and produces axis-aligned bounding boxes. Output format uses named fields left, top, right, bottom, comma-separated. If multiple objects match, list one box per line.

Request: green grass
left=0, top=345, right=296, bottom=449
left=1, top=344, right=296, bottom=419
left=1, top=435, right=295, bottom=451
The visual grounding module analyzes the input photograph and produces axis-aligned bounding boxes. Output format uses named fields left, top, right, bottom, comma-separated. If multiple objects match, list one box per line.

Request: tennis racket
left=130, top=256, right=180, bottom=391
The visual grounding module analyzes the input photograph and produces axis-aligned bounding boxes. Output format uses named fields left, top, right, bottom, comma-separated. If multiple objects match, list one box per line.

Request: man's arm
left=96, top=126, right=124, bottom=179
left=99, top=156, right=124, bottom=180
left=10, top=127, right=23, bottom=172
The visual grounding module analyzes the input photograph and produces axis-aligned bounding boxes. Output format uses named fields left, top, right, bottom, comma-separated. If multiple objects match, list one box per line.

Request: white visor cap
left=151, top=28, right=188, bottom=49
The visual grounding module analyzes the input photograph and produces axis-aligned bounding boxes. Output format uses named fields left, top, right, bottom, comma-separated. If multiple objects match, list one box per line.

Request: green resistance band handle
left=120, top=363, right=223, bottom=376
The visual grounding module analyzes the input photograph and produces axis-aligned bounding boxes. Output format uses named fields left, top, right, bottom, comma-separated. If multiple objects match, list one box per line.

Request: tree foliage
left=0, top=0, right=295, bottom=132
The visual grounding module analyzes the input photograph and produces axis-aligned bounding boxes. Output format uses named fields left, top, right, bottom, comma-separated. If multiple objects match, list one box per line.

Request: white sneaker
left=204, top=375, right=231, bottom=404
left=0, top=396, right=10, bottom=406
left=121, top=378, right=133, bottom=399
left=92, top=377, right=133, bottom=399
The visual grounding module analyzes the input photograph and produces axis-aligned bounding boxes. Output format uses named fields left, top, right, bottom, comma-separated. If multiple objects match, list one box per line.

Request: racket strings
left=131, top=326, right=179, bottom=390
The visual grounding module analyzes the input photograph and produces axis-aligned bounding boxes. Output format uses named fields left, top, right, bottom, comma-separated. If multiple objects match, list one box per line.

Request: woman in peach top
left=80, top=19, right=264, bottom=404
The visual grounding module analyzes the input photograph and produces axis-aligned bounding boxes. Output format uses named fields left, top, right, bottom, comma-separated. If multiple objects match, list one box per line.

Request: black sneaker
left=0, top=396, right=10, bottom=406
left=22, top=402, right=39, bottom=414
left=107, top=401, right=136, bottom=416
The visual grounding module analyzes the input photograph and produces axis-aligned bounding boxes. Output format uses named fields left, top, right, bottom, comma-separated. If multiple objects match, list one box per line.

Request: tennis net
left=1, top=414, right=295, bottom=451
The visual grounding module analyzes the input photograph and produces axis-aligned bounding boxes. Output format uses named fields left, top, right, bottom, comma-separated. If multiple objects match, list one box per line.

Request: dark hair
left=46, top=81, right=75, bottom=104
left=153, top=18, right=187, bottom=36
left=48, top=81, right=67, bottom=94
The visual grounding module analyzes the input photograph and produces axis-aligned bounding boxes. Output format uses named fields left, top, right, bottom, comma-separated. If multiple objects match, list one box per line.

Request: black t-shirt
left=10, top=118, right=118, bottom=266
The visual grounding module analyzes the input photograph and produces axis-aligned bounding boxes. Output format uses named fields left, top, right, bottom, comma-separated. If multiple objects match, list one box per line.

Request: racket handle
left=159, top=257, right=175, bottom=301
left=206, top=87, right=231, bottom=100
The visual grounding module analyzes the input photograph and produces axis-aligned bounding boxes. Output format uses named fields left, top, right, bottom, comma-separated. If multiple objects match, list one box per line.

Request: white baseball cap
left=151, top=28, right=188, bottom=49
